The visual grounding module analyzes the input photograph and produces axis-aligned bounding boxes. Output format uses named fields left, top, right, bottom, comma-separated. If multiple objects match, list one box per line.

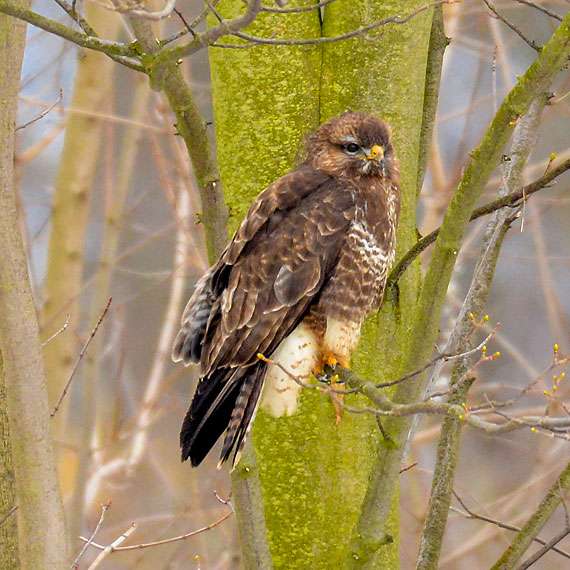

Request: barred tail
left=180, top=363, right=266, bottom=468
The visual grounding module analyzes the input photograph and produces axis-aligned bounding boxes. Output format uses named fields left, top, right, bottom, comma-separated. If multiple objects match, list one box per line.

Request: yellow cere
left=366, top=144, right=384, bottom=160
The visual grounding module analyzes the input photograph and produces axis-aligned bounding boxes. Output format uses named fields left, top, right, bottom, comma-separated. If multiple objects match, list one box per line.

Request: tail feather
left=219, top=366, right=265, bottom=467
left=180, top=363, right=266, bottom=467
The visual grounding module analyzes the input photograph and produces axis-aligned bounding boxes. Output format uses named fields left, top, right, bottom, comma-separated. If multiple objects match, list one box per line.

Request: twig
left=387, top=156, right=570, bottom=288
left=41, top=313, right=70, bottom=347
left=482, top=0, right=540, bottom=51
left=160, top=0, right=452, bottom=60
left=450, top=491, right=570, bottom=560
left=80, top=509, right=232, bottom=551
left=399, top=462, right=418, bottom=475
left=52, top=0, right=97, bottom=35
left=114, top=0, right=177, bottom=20
left=15, top=89, right=62, bottom=131
left=87, top=522, right=137, bottom=568
left=217, top=1, right=453, bottom=48
left=491, top=460, right=570, bottom=568
left=0, top=0, right=144, bottom=71
left=518, top=526, right=570, bottom=568
left=513, top=0, right=562, bottom=22
left=260, top=0, right=337, bottom=13
left=50, top=298, right=112, bottom=417
left=378, top=328, right=498, bottom=390
left=72, top=502, right=111, bottom=569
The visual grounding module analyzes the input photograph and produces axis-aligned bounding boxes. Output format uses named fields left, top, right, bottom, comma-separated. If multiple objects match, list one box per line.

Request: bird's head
left=306, top=112, right=398, bottom=181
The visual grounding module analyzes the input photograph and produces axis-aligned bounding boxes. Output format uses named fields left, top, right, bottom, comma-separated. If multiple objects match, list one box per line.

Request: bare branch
left=491, top=461, right=570, bottom=568
left=519, top=526, right=570, bottom=568
left=50, top=298, right=112, bottom=417
left=482, top=0, right=540, bottom=51
left=159, top=0, right=450, bottom=60
left=40, top=313, right=70, bottom=347
left=216, top=1, right=451, bottom=48
left=260, top=0, right=337, bottom=13
left=513, top=0, right=563, bottom=21
left=15, top=89, right=62, bottom=131
left=52, top=0, right=97, bottom=35
left=80, top=509, right=232, bottom=552
left=72, top=502, right=111, bottom=569
left=0, top=0, right=144, bottom=71
left=451, top=491, right=570, bottom=560
left=387, top=156, right=570, bottom=288
left=87, top=522, right=137, bottom=568
left=0, top=505, right=17, bottom=529
left=114, top=0, right=177, bottom=20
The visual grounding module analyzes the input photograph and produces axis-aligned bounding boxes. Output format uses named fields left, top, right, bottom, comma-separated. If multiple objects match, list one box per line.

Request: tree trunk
left=0, top=4, right=68, bottom=567
left=0, top=358, right=18, bottom=569
left=0, top=6, right=26, bottom=567
left=41, top=5, right=120, bottom=440
left=209, top=1, right=436, bottom=567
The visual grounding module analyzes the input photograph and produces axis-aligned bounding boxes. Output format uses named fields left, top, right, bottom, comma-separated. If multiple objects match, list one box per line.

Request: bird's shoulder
left=214, top=165, right=354, bottom=277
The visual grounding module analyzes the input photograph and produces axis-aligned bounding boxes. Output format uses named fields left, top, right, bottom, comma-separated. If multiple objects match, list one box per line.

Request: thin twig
left=491, top=461, right=570, bottom=568
left=451, top=491, right=570, bottom=560
left=41, top=313, right=70, bottom=347
left=16, top=89, right=62, bottom=131
left=80, top=509, right=232, bottom=551
left=72, top=502, right=111, bottom=569
left=260, top=0, right=337, bottom=13
left=0, top=0, right=144, bottom=71
left=387, top=156, right=570, bottom=288
left=87, top=522, right=137, bottom=568
left=519, top=526, right=570, bottom=568
left=513, top=0, right=562, bottom=22
left=114, top=0, right=177, bottom=20
left=52, top=0, right=97, bottom=35
left=218, top=1, right=453, bottom=47
left=50, top=298, right=112, bottom=417
left=482, top=0, right=540, bottom=51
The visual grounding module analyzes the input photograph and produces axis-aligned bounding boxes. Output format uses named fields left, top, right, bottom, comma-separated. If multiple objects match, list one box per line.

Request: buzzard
left=172, top=112, right=400, bottom=468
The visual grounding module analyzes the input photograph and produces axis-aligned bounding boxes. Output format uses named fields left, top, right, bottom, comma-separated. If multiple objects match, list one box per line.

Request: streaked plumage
left=172, top=112, right=400, bottom=467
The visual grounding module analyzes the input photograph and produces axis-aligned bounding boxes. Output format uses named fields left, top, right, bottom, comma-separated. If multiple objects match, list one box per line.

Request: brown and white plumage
left=172, top=112, right=400, bottom=467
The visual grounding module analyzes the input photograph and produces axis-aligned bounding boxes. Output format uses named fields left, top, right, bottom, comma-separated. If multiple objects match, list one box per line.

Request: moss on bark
left=209, top=1, right=434, bottom=567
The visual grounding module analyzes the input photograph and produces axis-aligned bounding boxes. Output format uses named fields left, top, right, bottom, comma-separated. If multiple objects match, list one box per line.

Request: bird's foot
left=312, top=351, right=349, bottom=424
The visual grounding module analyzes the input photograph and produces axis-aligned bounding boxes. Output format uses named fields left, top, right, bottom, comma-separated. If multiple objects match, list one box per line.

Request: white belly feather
left=261, top=323, right=319, bottom=417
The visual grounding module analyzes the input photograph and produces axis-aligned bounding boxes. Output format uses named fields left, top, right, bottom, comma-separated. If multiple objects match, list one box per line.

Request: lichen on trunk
left=209, top=1, right=434, bottom=567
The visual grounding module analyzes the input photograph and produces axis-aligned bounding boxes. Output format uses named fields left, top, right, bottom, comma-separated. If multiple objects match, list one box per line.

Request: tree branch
left=0, top=0, right=144, bottom=70
left=491, top=460, right=570, bottom=569
left=416, top=94, right=548, bottom=570
left=450, top=491, right=570, bottom=561
left=347, top=13, right=570, bottom=563
left=417, top=4, right=448, bottom=194
left=387, top=154, right=570, bottom=289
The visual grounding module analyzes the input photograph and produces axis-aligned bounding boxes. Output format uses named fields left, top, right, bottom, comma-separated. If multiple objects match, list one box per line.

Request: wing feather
left=176, top=165, right=356, bottom=466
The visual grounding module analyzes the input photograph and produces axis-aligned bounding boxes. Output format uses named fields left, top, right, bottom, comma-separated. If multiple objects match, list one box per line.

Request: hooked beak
left=365, top=144, right=384, bottom=161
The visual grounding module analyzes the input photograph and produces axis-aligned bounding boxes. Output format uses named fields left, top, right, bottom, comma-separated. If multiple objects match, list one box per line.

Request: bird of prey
left=172, top=112, right=400, bottom=468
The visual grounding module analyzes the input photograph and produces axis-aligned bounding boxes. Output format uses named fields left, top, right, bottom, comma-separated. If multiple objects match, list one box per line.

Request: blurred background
left=15, top=0, right=570, bottom=567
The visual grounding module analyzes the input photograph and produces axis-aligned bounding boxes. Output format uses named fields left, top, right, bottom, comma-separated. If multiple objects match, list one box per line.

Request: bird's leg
left=319, top=351, right=350, bottom=424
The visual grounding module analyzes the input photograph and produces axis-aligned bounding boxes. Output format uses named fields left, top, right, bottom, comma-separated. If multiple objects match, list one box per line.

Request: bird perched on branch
left=172, top=112, right=400, bottom=468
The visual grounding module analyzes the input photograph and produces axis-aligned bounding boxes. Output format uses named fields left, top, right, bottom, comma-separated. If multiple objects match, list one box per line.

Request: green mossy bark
left=209, top=3, right=322, bottom=567
left=320, top=2, right=433, bottom=567
left=0, top=357, right=18, bottom=569
left=210, top=1, right=434, bottom=567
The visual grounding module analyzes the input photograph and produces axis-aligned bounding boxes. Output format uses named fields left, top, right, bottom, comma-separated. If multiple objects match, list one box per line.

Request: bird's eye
left=343, top=142, right=360, bottom=154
